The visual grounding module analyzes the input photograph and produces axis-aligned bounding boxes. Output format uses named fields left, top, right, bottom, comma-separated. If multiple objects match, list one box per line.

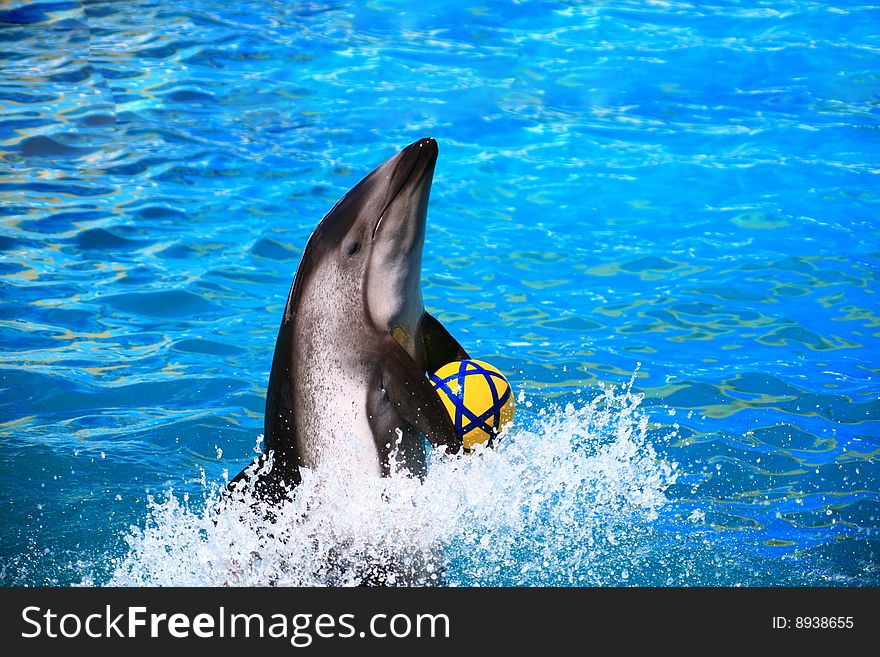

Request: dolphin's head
left=306, top=137, right=438, bottom=355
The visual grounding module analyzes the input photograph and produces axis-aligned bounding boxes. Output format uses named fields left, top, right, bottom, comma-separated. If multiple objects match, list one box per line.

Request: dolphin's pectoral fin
left=418, top=311, right=470, bottom=374
left=368, top=337, right=462, bottom=476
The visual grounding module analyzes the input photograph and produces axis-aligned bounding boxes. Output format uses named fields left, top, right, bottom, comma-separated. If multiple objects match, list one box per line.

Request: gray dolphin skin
left=232, top=138, right=469, bottom=500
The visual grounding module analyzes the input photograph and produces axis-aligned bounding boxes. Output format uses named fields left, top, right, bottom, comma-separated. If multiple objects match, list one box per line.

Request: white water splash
left=108, top=381, right=676, bottom=586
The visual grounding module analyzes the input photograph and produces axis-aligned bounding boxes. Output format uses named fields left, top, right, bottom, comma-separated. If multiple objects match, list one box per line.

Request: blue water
left=1, top=0, right=878, bottom=586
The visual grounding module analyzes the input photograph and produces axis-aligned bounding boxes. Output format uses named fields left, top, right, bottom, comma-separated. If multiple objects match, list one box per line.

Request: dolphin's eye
left=345, top=240, right=361, bottom=257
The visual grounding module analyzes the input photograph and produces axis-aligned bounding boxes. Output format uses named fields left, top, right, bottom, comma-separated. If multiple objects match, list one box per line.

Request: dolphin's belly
left=294, top=317, right=380, bottom=477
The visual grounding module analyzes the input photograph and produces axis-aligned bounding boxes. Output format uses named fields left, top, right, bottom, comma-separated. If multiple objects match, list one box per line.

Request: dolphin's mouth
left=372, top=137, right=437, bottom=241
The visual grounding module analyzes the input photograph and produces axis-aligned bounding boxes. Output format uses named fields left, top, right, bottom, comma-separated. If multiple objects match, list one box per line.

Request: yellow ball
left=429, top=359, right=515, bottom=453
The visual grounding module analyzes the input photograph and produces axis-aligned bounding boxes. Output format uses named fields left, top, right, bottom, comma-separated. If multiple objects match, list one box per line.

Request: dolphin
left=231, top=137, right=469, bottom=500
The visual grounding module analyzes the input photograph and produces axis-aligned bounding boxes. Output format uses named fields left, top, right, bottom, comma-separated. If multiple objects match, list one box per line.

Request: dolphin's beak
left=362, top=138, right=439, bottom=356
left=372, top=138, right=438, bottom=241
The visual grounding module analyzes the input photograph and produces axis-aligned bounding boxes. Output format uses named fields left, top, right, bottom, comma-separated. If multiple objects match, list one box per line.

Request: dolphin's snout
left=417, top=137, right=437, bottom=154
left=398, top=137, right=438, bottom=166
left=372, top=138, right=438, bottom=241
